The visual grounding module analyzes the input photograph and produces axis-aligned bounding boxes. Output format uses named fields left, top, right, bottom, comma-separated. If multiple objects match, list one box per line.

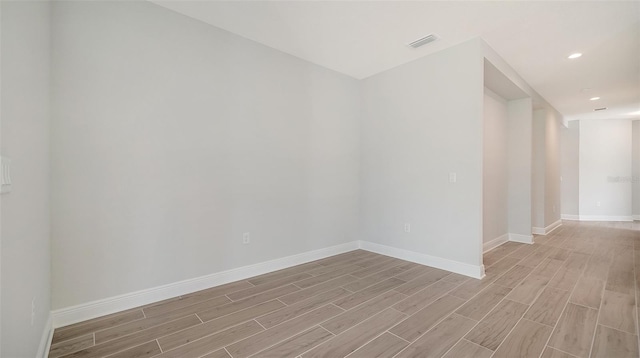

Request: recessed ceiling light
left=568, top=53, right=582, bottom=59
left=590, top=97, right=600, bottom=101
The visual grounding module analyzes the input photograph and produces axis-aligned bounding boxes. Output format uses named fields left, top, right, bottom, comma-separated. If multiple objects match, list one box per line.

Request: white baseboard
left=579, top=215, right=633, bottom=222
left=532, top=220, right=562, bottom=236
left=358, top=241, right=484, bottom=279
left=483, top=234, right=509, bottom=253
left=633, top=215, right=640, bottom=221
left=37, top=313, right=53, bottom=358
left=509, top=233, right=534, bottom=244
left=545, top=220, right=562, bottom=235
left=52, top=241, right=360, bottom=328
left=561, top=214, right=579, bottom=221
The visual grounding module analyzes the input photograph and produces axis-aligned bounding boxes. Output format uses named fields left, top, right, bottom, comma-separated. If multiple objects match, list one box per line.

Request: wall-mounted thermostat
left=1, top=156, right=12, bottom=194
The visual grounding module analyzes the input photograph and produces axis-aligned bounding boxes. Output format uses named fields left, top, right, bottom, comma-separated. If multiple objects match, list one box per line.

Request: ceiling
left=152, top=0, right=640, bottom=122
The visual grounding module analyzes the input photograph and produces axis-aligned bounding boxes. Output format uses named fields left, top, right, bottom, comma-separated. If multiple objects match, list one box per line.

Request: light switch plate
left=1, top=156, right=12, bottom=194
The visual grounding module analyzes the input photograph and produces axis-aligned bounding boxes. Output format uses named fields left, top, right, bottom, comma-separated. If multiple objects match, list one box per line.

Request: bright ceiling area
left=152, top=1, right=640, bottom=122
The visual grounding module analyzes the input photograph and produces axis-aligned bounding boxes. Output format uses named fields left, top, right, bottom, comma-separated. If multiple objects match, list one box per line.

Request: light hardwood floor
left=49, top=221, right=640, bottom=358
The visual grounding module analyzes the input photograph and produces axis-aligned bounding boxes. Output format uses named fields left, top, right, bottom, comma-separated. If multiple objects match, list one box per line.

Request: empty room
left=1, top=1, right=639, bottom=357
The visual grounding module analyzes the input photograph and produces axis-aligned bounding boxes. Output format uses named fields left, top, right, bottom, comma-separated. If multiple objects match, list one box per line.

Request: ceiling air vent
left=594, top=107, right=608, bottom=111
left=408, top=34, right=439, bottom=49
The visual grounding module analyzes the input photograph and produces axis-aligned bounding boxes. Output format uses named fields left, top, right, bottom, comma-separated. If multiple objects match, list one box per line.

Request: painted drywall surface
left=544, top=110, right=562, bottom=225
left=507, top=98, right=533, bottom=236
left=360, top=39, right=484, bottom=267
left=561, top=121, right=579, bottom=217
left=633, top=121, right=640, bottom=217
left=51, top=1, right=360, bottom=309
left=1, top=1, right=52, bottom=356
left=532, top=109, right=546, bottom=229
left=483, top=89, right=509, bottom=243
left=579, top=119, right=632, bottom=219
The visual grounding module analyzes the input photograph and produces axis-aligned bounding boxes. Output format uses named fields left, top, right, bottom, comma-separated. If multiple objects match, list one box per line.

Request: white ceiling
left=152, top=0, right=640, bottom=122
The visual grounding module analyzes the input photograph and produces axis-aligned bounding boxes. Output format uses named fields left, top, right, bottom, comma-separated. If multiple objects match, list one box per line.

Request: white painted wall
left=561, top=121, right=580, bottom=218
left=51, top=1, right=360, bottom=309
left=633, top=121, right=640, bottom=219
left=1, top=1, right=52, bottom=356
left=579, top=119, right=632, bottom=220
left=544, top=110, right=562, bottom=226
left=483, top=89, right=508, bottom=244
left=360, top=39, right=484, bottom=271
left=532, top=108, right=563, bottom=229
left=507, top=98, right=533, bottom=239
left=532, top=109, right=546, bottom=229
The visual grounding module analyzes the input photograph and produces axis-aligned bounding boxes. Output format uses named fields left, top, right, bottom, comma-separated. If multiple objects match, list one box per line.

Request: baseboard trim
left=545, top=220, right=562, bottom=235
left=561, top=214, right=579, bottom=221
left=579, top=215, right=633, bottom=222
left=509, top=233, right=534, bottom=244
left=532, top=220, right=562, bottom=236
left=633, top=215, right=640, bottom=221
left=52, top=241, right=360, bottom=328
left=37, top=313, right=53, bottom=358
left=483, top=234, right=509, bottom=253
left=358, top=241, right=484, bottom=279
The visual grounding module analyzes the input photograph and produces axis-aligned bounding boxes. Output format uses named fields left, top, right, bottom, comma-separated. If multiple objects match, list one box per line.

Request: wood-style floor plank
left=197, top=284, right=299, bottom=322
left=590, top=324, right=639, bottom=358
left=301, top=308, right=406, bottom=358
left=455, top=284, right=511, bottom=321
left=442, top=339, right=493, bottom=358
left=393, top=280, right=457, bottom=315
left=52, top=309, right=145, bottom=345
left=107, top=340, right=161, bottom=358
left=492, top=319, right=553, bottom=358
left=524, top=286, right=571, bottom=327
left=157, top=300, right=284, bottom=351
left=277, top=274, right=358, bottom=305
left=155, top=320, right=264, bottom=358
left=505, top=274, right=550, bottom=305
left=393, top=269, right=450, bottom=296
left=548, top=303, right=599, bottom=357
left=322, top=289, right=406, bottom=335
left=333, top=277, right=405, bottom=310
left=464, top=299, right=528, bottom=351
left=48, top=334, right=94, bottom=358
left=142, top=281, right=252, bottom=318
left=395, top=313, right=476, bottom=358
left=226, top=305, right=343, bottom=358
left=389, top=295, right=465, bottom=342
left=255, top=287, right=349, bottom=328
left=598, top=290, right=636, bottom=334
left=250, top=326, right=333, bottom=357
left=569, top=276, right=605, bottom=309
left=346, top=332, right=408, bottom=358
left=61, top=315, right=202, bottom=358
left=492, top=265, right=533, bottom=288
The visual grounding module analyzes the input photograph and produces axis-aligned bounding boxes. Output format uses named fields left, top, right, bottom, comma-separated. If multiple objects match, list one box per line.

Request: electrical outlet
left=597, top=201, right=601, bottom=207
left=242, top=232, right=250, bottom=244
left=404, top=223, right=411, bottom=233
left=31, top=297, right=36, bottom=326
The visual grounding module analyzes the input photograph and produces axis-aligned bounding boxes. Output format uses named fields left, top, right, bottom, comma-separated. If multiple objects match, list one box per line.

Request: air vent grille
left=408, top=34, right=439, bottom=48
left=594, top=107, right=608, bottom=111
